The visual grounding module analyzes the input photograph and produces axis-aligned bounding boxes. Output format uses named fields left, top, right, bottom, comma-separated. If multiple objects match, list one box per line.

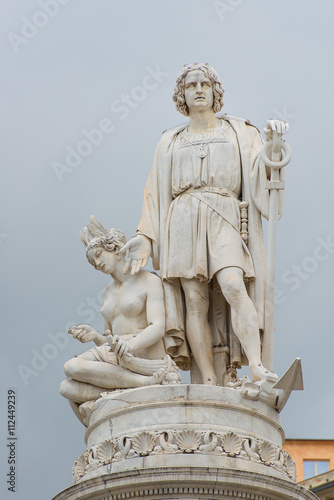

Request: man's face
left=184, top=70, right=214, bottom=113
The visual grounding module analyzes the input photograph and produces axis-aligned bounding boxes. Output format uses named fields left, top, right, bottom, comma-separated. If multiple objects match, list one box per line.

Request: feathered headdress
left=80, top=215, right=108, bottom=248
left=80, top=216, right=127, bottom=253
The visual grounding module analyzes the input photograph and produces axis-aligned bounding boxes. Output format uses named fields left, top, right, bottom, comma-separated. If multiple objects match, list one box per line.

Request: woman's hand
left=105, top=331, right=132, bottom=360
left=68, top=324, right=98, bottom=343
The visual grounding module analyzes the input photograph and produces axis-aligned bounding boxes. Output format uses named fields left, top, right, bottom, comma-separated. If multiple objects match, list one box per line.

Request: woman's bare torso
left=100, top=273, right=165, bottom=359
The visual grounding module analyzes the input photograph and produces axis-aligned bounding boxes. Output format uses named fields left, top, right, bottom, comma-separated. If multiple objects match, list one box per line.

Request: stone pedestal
left=53, top=385, right=317, bottom=500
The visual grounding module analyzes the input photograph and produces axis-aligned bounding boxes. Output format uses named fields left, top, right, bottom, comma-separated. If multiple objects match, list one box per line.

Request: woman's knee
left=64, top=357, right=81, bottom=378
left=59, top=379, right=72, bottom=398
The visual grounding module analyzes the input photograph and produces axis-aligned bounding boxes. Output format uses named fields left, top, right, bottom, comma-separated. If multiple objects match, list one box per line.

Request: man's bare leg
left=180, top=278, right=217, bottom=385
left=216, top=267, right=275, bottom=382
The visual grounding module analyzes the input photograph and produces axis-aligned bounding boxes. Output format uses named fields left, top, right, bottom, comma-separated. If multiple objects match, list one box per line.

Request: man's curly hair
left=172, top=63, right=225, bottom=117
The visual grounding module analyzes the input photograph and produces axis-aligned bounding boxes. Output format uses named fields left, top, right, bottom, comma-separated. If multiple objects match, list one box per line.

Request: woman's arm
left=68, top=318, right=112, bottom=346
left=95, top=318, right=112, bottom=346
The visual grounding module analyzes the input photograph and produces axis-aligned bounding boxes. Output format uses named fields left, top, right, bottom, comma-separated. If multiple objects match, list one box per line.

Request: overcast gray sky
left=1, top=1, right=334, bottom=498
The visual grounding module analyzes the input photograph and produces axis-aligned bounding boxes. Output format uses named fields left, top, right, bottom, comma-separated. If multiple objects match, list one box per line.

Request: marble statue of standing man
left=119, top=63, right=289, bottom=386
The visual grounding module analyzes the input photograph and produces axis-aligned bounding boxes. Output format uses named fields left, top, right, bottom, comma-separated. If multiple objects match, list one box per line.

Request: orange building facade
left=283, top=439, right=334, bottom=483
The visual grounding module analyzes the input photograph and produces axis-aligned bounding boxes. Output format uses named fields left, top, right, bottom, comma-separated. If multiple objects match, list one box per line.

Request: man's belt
left=184, top=186, right=239, bottom=199
left=182, top=187, right=241, bottom=235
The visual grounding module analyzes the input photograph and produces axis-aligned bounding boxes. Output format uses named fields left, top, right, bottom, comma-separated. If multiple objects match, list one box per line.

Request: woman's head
left=172, top=63, right=225, bottom=116
left=80, top=216, right=126, bottom=272
left=85, top=229, right=126, bottom=268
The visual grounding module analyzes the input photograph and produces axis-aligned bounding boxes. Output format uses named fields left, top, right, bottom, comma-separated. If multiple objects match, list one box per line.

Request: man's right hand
left=117, top=234, right=152, bottom=274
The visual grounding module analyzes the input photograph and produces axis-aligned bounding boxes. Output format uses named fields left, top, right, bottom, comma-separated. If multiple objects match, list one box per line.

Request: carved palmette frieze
left=155, top=430, right=178, bottom=453
left=72, top=431, right=297, bottom=483
left=241, top=437, right=261, bottom=461
left=72, top=452, right=87, bottom=483
left=97, top=439, right=114, bottom=465
left=199, top=430, right=221, bottom=453
left=113, top=435, right=134, bottom=461
left=258, top=440, right=279, bottom=464
left=132, top=431, right=156, bottom=456
left=221, top=431, right=243, bottom=456
left=176, top=429, right=202, bottom=453
left=282, top=448, right=297, bottom=479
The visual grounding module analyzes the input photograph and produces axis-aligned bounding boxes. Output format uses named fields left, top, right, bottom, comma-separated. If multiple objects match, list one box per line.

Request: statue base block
left=53, top=385, right=317, bottom=500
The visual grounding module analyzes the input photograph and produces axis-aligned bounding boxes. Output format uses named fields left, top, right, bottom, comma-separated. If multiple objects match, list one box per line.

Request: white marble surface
left=68, top=384, right=298, bottom=486
left=53, top=466, right=318, bottom=500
